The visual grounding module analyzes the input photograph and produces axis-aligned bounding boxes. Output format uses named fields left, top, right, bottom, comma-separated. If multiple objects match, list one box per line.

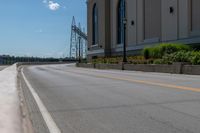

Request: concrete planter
left=124, top=64, right=181, bottom=73
left=76, top=63, right=95, bottom=68
left=77, top=63, right=200, bottom=75
left=95, top=64, right=122, bottom=70
left=124, top=64, right=155, bottom=72
left=16, top=62, right=73, bottom=67
left=182, top=65, right=200, bottom=75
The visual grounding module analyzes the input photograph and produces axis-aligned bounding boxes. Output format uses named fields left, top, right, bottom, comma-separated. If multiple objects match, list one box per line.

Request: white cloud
left=48, top=1, right=60, bottom=11
left=42, top=0, right=60, bottom=11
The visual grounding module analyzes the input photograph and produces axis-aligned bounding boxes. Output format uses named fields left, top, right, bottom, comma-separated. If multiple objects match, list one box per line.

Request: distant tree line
left=0, top=55, right=77, bottom=65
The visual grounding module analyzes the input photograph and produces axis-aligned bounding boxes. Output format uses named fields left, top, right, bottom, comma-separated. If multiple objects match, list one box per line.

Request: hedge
left=143, top=43, right=191, bottom=59
left=156, top=51, right=200, bottom=65
left=90, top=43, right=200, bottom=65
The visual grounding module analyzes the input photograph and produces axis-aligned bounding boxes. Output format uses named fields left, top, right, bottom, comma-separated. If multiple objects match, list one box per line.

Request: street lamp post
left=122, top=0, right=127, bottom=63
left=78, top=36, right=81, bottom=63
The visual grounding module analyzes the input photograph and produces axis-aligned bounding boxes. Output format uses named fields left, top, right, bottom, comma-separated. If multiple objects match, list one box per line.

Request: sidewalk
left=0, top=64, right=22, bottom=133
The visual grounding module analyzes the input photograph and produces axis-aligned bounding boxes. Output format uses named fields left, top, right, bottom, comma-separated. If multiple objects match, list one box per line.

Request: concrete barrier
left=153, top=64, right=177, bottom=73
left=182, top=65, right=200, bottom=75
left=77, top=63, right=200, bottom=75
left=16, top=61, right=76, bottom=67
left=125, top=64, right=181, bottom=74
left=124, top=64, right=155, bottom=72
left=76, top=63, right=95, bottom=68
left=95, top=64, right=122, bottom=70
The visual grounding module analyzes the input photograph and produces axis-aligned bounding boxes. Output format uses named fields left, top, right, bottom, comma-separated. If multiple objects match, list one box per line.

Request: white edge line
left=21, top=68, right=61, bottom=133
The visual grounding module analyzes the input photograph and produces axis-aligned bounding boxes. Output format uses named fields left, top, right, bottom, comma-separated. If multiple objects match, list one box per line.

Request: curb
left=17, top=67, right=34, bottom=133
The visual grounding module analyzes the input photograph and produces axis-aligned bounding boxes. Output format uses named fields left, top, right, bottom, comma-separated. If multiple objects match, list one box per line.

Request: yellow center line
left=98, top=75, right=200, bottom=92
left=66, top=70, right=200, bottom=93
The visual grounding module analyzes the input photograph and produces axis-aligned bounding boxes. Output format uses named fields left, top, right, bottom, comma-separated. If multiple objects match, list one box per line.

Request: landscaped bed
left=77, top=43, right=200, bottom=75
left=91, top=43, right=200, bottom=65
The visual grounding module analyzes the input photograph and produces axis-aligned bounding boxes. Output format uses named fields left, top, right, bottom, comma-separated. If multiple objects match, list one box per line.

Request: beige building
left=87, top=0, right=200, bottom=59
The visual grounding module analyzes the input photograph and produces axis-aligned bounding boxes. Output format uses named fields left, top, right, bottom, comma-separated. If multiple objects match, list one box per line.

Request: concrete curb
left=17, top=67, right=34, bottom=133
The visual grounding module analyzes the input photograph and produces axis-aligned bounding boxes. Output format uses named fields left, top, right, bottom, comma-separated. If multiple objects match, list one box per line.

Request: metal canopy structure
left=70, top=16, right=87, bottom=59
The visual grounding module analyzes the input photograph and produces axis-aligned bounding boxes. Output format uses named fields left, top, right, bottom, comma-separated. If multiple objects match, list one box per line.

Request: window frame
left=117, top=0, right=125, bottom=45
left=92, top=3, right=99, bottom=46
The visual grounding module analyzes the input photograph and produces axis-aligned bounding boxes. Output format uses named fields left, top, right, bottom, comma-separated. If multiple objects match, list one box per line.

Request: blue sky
left=0, top=0, right=87, bottom=57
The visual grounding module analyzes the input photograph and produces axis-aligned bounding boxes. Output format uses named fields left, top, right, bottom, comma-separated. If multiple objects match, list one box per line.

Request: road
left=21, top=64, right=200, bottom=133
left=0, top=66, right=8, bottom=71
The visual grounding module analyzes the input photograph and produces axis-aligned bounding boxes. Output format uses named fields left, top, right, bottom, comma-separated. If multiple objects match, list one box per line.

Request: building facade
left=0, top=56, right=3, bottom=65
left=87, top=0, right=200, bottom=59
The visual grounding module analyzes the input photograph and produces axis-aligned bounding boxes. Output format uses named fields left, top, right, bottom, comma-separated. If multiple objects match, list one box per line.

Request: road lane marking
left=98, top=75, right=200, bottom=92
left=21, top=68, right=61, bottom=133
left=65, top=70, right=200, bottom=93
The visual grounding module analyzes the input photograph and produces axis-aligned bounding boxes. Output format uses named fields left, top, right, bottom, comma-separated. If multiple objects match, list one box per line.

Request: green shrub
left=92, top=57, right=105, bottom=64
left=127, top=56, right=153, bottom=64
left=104, top=57, right=122, bottom=64
left=143, top=43, right=191, bottom=59
left=161, top=51, right=200, bottom=65
left=153, top=59, right=164, bottom=64
left=190, top=51, right=200, bottom=65
left=157, top=54, right=173, bottom=64
left=91, top=56, right=147, bottom=64
left=91, top=57, right=123, bottom=64
left=128, top=56, right=144, bottom=60
left=143, top=48, right=150, bottom=59
left=159, top=43, right=191, bottom=55
left=172, top=51, right=192, bottom=62
left=91, top=50, right=200, bottom=65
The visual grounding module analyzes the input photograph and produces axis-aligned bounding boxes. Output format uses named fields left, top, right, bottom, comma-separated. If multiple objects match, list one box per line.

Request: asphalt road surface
left=22, top=64, right=200, bottom=133
left=0, top=66, right=8, bottom=71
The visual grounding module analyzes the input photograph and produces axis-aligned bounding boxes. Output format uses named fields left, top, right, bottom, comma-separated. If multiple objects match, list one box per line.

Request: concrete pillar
left=161, top=0, right=178, bottom=41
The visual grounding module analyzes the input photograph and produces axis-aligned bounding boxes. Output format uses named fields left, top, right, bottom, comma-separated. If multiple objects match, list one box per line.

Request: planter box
left=182, top=65, right=200, bottom=75
left=77, top=63, right=200, bottom=75
left=124, top=64, right=155, bottom=72
left=95, top=64, right=122, bottom=70
left=76, top=63, right=95, bottom=68
left=124, top=64, right=187, bottom=74
left=153, top=64, right=178, bottom=74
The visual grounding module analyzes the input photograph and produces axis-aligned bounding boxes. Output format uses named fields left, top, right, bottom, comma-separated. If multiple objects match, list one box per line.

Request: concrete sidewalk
left=0, top=64, right=22, bottom=133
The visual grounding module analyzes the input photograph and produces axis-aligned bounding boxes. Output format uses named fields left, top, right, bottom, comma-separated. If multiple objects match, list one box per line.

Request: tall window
left=117, top=0, right=125, bottom=44
left=92, top=4, right=98, bottom=45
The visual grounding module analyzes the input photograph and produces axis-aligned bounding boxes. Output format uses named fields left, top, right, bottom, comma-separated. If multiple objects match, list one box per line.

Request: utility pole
left=70, top=17, right=88, bottom=59
left=122, top=0, right=127, bottom=63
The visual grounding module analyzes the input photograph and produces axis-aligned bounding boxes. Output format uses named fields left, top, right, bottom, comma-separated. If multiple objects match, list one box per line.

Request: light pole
left=78, top=36, right=81, bottom=63
left=122, top=0, right=127, bottom=63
